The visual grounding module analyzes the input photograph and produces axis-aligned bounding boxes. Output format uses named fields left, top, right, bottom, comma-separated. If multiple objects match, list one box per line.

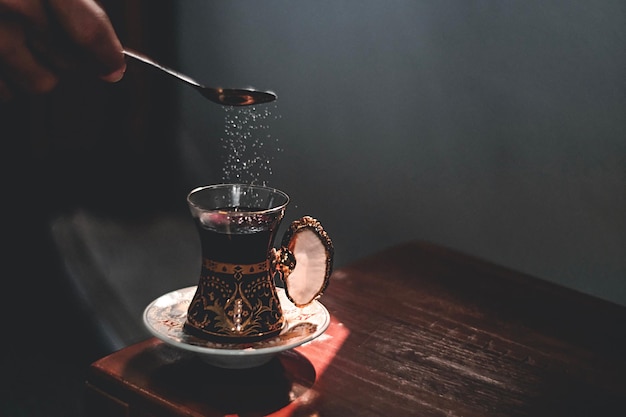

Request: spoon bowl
left=123, top=48, right=276, bottom=106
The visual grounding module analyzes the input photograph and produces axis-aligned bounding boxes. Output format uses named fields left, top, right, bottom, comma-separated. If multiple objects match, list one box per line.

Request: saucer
left=143, top=286, right=330, bottom=368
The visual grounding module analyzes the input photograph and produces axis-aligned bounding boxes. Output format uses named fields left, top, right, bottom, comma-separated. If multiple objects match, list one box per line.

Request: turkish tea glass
left=184, top=184, right=289, bottom=342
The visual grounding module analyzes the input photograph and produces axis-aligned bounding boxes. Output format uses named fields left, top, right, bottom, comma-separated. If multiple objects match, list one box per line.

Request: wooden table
left=85, top=241, right=626, bottom=416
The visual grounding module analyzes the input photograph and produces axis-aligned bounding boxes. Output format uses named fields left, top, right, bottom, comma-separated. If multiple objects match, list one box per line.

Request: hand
left=0, top=0, right=126, bottom=101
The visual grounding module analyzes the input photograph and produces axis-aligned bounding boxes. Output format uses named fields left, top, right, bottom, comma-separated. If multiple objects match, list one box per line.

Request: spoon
left=123, top=48, right=277, bottom=106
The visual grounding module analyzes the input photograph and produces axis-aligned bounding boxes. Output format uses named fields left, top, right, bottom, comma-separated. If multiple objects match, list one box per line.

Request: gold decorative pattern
left=184, top=259, right=284, bottom=342
left=203, top=259, right=270, bottom=274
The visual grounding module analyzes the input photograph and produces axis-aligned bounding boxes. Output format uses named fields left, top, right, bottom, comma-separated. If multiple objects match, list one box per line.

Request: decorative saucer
left=143, top=286, right=330, bottom=368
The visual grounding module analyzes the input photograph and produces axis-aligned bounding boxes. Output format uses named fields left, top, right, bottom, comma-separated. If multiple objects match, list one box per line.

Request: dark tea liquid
left=194, top=206, right=277, bottom=264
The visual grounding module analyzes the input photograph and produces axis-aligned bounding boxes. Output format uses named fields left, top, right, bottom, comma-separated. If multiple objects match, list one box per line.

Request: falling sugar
left=220, top=104, right=282, bottom=186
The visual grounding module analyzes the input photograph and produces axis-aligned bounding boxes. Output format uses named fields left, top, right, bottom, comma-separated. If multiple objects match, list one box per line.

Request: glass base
left=182, top=321, right=285, bottom=344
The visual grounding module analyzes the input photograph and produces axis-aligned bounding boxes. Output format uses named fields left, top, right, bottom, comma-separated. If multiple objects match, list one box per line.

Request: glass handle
left=272, top=247, right=296, bottom=283
left=277, top=216, right=334, bottom=307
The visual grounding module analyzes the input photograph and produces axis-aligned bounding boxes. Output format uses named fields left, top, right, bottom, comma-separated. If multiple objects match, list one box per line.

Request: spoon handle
left=123, top=48, right=203, bottom=88
left=122, top=47, right=277, bottom=106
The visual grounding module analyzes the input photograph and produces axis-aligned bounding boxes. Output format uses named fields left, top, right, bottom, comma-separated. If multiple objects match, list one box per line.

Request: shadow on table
left=125, top=343, right=317, bottom=416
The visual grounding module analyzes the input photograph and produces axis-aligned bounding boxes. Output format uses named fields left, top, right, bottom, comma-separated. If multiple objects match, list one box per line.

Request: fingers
left=0, top=0, right=126, bottom=100
left=0, top=0, right=48, bottom=28
left=0, top=0, right=57, bottom=96
left=0, top=18, right=59, bottom=96
left=47, top=0, right=126, bottom=82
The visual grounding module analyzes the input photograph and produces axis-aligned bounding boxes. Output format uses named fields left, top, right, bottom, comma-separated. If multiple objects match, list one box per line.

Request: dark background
left=177, top=0, right=626, bottom=306
left=0, top=1, right=624, bottom=415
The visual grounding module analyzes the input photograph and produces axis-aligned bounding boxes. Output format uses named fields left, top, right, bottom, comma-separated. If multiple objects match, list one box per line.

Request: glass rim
left=187, top=183, right=290, bottom=215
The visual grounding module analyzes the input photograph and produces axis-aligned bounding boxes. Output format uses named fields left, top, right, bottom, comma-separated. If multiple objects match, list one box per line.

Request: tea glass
left=184, top=184, right=333, bottom=343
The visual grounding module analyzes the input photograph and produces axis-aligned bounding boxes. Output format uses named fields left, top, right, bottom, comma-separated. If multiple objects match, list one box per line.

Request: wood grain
left=86, top=241, right=626, bottom=416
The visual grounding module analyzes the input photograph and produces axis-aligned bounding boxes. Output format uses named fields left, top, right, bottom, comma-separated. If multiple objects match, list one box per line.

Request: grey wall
left=174, top=1, right=625, bottom=305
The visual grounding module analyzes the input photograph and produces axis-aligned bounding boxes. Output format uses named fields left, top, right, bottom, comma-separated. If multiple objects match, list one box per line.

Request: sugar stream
left=220, top=105, right=282, bottom=186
